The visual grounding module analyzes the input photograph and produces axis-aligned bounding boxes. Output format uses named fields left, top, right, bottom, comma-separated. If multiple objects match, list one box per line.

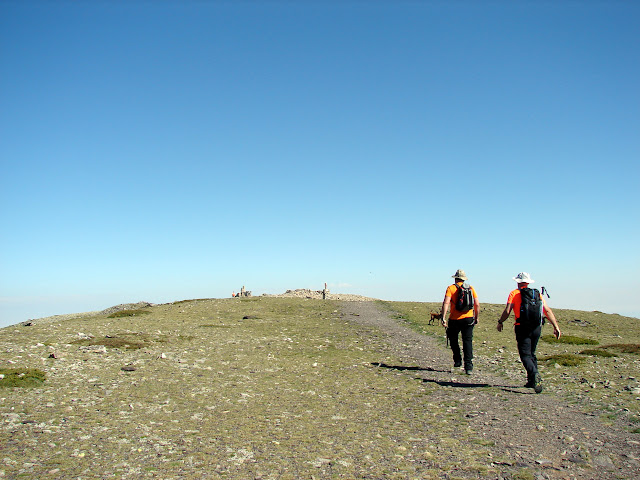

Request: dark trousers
left=515, top=324, right=542, bottom=382
left=446, top=319, right=474, bottom=369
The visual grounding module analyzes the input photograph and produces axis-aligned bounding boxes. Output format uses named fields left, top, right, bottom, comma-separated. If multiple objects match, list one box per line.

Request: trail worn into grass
left=340, top=301, right=640, bottom=480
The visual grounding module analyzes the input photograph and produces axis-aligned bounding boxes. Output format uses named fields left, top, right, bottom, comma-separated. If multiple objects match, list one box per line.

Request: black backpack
left=519, top=288, right=543, bottom=326
left=455, top=283, right=474, bottom=312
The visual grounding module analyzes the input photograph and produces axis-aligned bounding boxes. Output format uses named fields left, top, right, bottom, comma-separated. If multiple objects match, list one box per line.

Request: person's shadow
left=372, top=362, right=533, bottom=393
left=372, top=362, right=450, bottom=373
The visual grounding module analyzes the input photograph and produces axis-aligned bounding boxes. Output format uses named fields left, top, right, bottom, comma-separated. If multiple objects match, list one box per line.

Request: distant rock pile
left=263, top=289, right=376, bottom=302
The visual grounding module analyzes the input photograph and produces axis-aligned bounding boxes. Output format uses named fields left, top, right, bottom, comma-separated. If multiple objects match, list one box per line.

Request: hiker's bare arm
left=497, top=303, right=513, bottom=332
left=473, top=296, right=480, bottom=324
left=543, top=301, right=562, bottom=338
left=441, top=296, right=451, bottom=327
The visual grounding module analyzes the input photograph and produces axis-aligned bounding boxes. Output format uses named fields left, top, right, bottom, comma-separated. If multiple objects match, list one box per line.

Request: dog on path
left=429, top=312, right=443, bottom=325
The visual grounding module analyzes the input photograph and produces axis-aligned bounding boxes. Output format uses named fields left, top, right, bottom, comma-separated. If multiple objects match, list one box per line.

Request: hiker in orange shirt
left=441, top=269, right=479, bottom=375
left=497, top=272, right=561, bottom=393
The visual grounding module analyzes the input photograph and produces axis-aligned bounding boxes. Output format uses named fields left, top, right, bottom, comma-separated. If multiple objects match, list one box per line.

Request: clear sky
left=1, top=1, right=638, bottom=327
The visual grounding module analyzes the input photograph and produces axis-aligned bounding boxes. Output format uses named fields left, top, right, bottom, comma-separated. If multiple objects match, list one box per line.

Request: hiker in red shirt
left=441, top=269, right=479, bottom=375
left=497, top=272, right=561, bottom=393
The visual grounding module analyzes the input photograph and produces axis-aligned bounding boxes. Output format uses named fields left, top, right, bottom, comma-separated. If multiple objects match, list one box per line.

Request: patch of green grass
left=0, top=368, right=46, bottom=388
left=579, top=349, right=617, bottom=357
left=107, top=309, right=151, bottom=318
left=70, top=332, right=176, bottom=350
left=541, top=334, right=598, bottom=345
left=471, top=438, right=495, bottom=447
left=603, top=343, right=640, bottom=355
left=513, top=469, right=535, bottom=480
left=540, top=353, right=586, bottom=366
left=72, top=336, right=146, bottom=349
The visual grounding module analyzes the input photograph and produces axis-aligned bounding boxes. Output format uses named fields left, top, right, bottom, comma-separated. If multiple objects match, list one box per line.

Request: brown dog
left=429, top=312, right=443, bottom=325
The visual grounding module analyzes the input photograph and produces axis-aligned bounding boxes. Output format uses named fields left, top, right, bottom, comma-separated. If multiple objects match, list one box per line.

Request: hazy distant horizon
left=2, top=286, right=638, bottom=329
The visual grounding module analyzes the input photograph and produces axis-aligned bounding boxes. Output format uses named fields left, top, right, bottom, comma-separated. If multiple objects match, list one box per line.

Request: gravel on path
left=339, top=301, right=640, bottom=480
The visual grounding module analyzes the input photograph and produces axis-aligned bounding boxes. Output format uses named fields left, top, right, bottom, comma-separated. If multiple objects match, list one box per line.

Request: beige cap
left=452, top=269, right=467, bottom=280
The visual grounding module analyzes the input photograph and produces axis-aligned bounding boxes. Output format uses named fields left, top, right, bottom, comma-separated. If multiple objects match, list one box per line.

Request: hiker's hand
left=441, top=320, right=447, bottom=328
left=497, top=321, right=504, bottom=332
left=554, top=326, right=561, bottom=339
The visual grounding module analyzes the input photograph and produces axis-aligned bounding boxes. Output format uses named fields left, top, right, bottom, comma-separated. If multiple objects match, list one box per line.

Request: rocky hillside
left=1, top=297, right=638, bottom=479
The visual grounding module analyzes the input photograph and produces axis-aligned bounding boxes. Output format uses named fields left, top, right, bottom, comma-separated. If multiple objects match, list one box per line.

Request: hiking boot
left=465, top=369, right=473, bottom=375
left=524, top=380, right=535, bottom=388
left=453, top=361, right=462, bottom=368
left=533, top=373, right=543, bottom=393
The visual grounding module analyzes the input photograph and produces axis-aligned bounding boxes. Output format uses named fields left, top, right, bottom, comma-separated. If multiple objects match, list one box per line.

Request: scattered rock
left=571, top=319, right=591, bottom=326
left=311, top=458, right=332, bottom=468
left=593, top=454, right=616, bottom=469
left=80, top=345, right=107, bottom=354
left=264, top=289, right=375, bottom=301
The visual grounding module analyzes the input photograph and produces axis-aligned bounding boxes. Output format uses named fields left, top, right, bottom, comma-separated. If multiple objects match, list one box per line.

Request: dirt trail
left=339, top=301, right=640, bottom=480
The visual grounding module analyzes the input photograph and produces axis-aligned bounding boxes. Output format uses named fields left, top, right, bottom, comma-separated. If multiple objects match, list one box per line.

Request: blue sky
left=1, top=1, right=638, bottom=327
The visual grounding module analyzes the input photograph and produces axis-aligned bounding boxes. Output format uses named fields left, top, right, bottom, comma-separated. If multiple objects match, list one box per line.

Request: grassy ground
left=382, top=301, right=640, bottom=426
left=1, top=297, right=508, bottom=479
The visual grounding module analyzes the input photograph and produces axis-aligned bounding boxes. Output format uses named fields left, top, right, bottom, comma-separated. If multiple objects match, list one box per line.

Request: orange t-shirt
left=445, top=282, right=477, bottom=320
left=508, top=288, right=546, bottom=325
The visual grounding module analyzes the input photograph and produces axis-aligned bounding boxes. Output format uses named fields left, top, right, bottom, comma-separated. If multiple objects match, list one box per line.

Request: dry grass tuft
left=602, top=343, right=640, bottom=354
left=579, top=349, right=617, bottom=357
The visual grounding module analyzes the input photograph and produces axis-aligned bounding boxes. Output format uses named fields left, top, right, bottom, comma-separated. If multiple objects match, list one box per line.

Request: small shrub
left=107, top=309, right=151, bottom=318
left=541, top=335, right=598, bottom=345
left=579, top=349, right=617, bottom=357
left=540, top=353, right=586, bottom=366
left=0, top=368, right=46, bottom=388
